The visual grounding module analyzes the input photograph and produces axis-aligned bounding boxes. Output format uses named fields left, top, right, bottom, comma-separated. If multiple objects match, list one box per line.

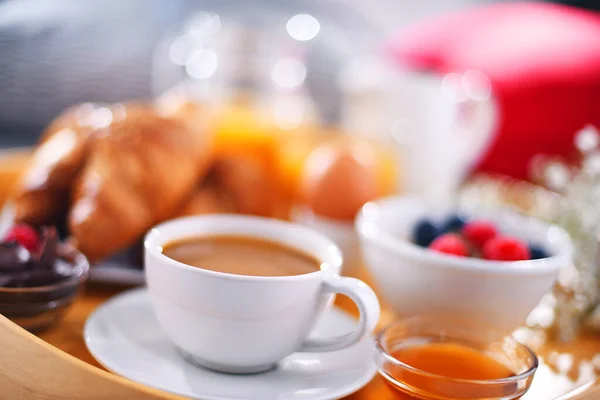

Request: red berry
left=483, top=236, right=530, bottom=261
left=4, top=224, right=39, bottom=252
left=462, top=220, right=498, bottom=248
left=429, top=234, right=468, bottom=257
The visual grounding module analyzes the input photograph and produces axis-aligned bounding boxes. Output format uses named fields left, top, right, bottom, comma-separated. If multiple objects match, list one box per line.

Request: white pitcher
left=338, top=55, right=497, bottom=201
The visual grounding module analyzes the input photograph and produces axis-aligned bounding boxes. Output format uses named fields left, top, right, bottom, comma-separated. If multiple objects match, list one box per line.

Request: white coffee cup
left=144, top=214, right=380, bottom=374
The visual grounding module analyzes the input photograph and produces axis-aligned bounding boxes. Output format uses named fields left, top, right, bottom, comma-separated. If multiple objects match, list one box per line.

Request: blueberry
left=441, top=214, right=467, bottom=233
left=529, top=244, right=549, bottom=260
left=412, top=219, right=439, bottom=247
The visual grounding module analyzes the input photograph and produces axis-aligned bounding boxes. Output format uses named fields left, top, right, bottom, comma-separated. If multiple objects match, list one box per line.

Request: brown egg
left=300, top=139, right=380, bottom=221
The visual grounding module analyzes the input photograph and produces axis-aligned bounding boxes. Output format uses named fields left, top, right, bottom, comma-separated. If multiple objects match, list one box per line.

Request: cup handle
left=298, top=275, right=380, bottom=352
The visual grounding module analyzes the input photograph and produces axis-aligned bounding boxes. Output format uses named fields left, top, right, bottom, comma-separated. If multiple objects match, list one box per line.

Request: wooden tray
left=31, top=281, right=600, bottom=399
left=2, top=148, right=600, bottom=399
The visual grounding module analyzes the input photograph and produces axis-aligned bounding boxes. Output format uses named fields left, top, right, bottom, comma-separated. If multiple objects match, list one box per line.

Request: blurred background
left=0, top=0, right=599, bottom=193
left=0, top=0, right=486, bottom=146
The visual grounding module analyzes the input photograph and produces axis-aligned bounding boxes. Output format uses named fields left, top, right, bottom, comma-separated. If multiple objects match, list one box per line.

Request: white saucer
left=84, top=288, right=377, bottom=400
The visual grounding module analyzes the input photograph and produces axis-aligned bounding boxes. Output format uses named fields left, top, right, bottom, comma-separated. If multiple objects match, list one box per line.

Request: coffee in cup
left=161, top=235, right=321, bottom=277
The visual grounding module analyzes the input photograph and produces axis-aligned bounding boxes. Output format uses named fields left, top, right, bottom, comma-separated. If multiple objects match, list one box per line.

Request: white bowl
left=355, top=196, right=573, bottom=332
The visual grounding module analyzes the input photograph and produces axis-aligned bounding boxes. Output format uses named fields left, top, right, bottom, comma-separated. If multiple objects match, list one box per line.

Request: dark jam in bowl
left=0, top=231, right=89, bottom=332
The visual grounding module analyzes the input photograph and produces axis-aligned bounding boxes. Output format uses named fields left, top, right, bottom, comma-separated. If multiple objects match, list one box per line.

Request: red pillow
left=385, top=2, right=600, bottom=180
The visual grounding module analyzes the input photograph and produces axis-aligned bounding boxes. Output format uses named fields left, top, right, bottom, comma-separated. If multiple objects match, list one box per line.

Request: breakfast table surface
left=37, top=271, right=600, bottom=400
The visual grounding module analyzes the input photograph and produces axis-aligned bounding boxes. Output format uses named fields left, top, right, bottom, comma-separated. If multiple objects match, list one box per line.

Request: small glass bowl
left=0, top=244, right=90, bottom=332
left=375, top=316, right=538, bottom=400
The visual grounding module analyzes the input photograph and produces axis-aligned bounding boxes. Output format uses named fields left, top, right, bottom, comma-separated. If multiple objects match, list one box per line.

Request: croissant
left=69, top=104, right=213, bottom=261
left=210, top=155, right=273, bottom=216
left=176, top=184, right=235, bottom=217
left=12, top=103, right=108, bottom=226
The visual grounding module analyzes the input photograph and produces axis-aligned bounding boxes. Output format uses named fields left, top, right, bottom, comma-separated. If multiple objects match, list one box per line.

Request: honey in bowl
left=385, top=342, right=517, bottom=399
left=376, top=318, right=538, bottom=400
left=394, top=342, right=514, bottom=380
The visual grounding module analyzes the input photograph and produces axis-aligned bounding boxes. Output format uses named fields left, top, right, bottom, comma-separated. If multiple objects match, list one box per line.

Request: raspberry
left=483, top=236, right=530, bottom=261
left=462, top=220, right=498, bottom=248
left=429, top=233, right=468, bottom=257
left=4, top=224, right=39, bottom=252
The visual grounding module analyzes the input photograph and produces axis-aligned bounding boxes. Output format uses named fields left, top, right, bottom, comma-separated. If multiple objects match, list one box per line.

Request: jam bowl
left=355, top=195, right=573, bottom=332
left=375, top=316, right=538, bottom=400
left=0, top=241, right=90, bottom=332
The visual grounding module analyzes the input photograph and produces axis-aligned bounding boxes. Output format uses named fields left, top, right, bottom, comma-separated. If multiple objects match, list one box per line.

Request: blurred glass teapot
left=152, top=2, right=383, bottom=130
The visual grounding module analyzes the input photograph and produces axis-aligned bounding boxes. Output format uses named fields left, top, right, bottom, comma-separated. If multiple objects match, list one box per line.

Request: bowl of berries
left=356, top=196, right=572, bottom=332
left=0, top=224, right=89, bottom=332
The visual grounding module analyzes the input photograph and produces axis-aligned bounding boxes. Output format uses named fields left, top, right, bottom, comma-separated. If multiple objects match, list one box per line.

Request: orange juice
left=212, top=102, right=279, bottom=161
left=210, top=102, right=282, bottom=217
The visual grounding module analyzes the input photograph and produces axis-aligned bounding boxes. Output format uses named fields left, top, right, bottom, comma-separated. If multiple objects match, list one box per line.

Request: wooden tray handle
left=0, top=314, right=185, bottom=399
